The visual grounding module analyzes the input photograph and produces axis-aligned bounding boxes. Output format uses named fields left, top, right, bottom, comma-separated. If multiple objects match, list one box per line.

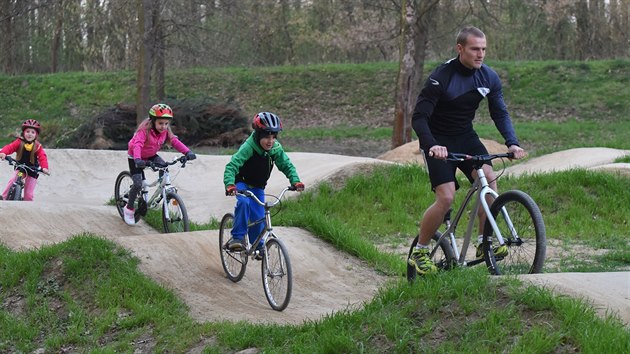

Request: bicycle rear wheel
left=261, top=237, right=292, bottom=311
left=483, top=190, right=546, bottom=275
left=114, top=171, right=133, bottom=219
left=219, top=213, right=247, bottom=282
left=162, top=191, right=189, bottom=233
left=406, top=232, right=456, bottom=282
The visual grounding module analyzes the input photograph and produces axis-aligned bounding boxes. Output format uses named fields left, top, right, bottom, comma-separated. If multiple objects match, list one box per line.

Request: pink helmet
left=22, top=119, right=41, bottom=134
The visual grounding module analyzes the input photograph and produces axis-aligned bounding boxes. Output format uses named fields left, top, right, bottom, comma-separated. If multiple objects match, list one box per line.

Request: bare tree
left=136, top=0, right=155, bottom=123
left=392, top=0, right=438, bottom=148
left=51, top=0, right=63, bottom=73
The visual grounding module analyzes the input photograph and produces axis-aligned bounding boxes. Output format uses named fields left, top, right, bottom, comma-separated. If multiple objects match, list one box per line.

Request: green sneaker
left=476, top=243, right=508, bottom=258
left=408, top=247, right=438, bottom=275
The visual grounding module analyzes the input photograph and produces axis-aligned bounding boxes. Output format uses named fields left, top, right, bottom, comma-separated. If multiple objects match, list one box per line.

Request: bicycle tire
left=162, top=191, right=189, bottom=233
left=219, top=213, right=247, bottom=282
left=114, top=171, right=134, bottom=219
left=261, top=237, right=292, bottom=311
left=406, top=232, right=456, bottom=282
left=483, top=190, right=546, bottom=275
left=7, top=184, right=21, bottom=201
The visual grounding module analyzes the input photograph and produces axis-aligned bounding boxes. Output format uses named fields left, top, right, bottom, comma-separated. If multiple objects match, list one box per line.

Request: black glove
left=185, top=151, right=196, bottom=161
left=134, top=159, right=146, bottom=169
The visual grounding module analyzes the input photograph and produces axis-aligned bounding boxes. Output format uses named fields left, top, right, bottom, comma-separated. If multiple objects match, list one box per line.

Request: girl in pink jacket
left=123, top=103, right=196, bottom=225
left=0, top=119, right=50, bottom=201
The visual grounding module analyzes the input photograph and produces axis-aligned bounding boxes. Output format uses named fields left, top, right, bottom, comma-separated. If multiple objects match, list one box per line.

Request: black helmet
left=252, top=112, right=282, bottom=134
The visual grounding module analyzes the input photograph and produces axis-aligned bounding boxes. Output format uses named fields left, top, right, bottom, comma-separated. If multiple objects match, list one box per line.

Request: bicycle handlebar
left=235, top=185, right=297, bottom=208
left=4, top=156, right=48, bottom=175
left=146, top=155, right=190, bottom=171
left=445, top=152, right=515, bottom=162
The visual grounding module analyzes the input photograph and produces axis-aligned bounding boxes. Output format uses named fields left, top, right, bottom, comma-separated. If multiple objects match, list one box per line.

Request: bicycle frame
left=236, top=186, right=294, bottom=258
left=142, top=168, right=176, bottom=215
left=434, top=154, right=514, bottom=267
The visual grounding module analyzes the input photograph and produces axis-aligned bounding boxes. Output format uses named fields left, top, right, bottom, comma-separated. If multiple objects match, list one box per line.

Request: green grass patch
left=2, top=238, right=627, bottom=352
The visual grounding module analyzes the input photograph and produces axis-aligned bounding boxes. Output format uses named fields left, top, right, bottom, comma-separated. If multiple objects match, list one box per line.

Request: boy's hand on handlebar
left=293, top=182, right=305, bottom=191
left=428, top=145, right=448, bottom=160
left=0, top=153, right=5, bottom=160
left=225, top=184, right=236, bottom=196
left=134, top=158, right=146, bottom=169
left=508, top=145, right=527, bottom=160
left=42, top=168, right=50, bottom=175
left=185, top=150, right=196, bottom=161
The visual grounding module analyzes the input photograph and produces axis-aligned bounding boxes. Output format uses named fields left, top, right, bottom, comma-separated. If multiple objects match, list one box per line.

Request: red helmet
left=252, top=112, right=282, bottom=133
left=149, top=103, right=173, bottom=120
left=22, top=119, right=41, bottom=134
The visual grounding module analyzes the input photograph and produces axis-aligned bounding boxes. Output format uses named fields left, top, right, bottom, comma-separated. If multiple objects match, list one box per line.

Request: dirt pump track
left=0, top=147, right=628, bottom=326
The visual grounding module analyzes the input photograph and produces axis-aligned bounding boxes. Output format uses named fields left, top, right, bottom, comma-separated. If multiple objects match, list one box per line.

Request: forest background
left=1, top=0, right=629, bottom=150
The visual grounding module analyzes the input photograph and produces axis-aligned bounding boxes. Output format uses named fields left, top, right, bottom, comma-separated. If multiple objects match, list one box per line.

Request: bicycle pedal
left=136, top=202, right=148, bottom=217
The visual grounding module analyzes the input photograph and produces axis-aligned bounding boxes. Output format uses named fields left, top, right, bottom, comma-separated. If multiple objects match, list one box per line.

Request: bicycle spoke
left=484, top=190, right=546, bottom=275
left=262, top=238, right=292, bottom=311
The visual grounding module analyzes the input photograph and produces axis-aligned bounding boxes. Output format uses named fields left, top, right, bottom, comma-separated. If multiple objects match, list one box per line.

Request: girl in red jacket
left=0, top=119, right=50, bottom=201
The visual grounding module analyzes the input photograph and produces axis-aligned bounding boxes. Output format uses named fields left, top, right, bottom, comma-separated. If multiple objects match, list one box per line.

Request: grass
left=2, top=60, right=630, bottom=352
left=2, top=237, right=628, bottom=352
left=6, top=162, right=627, bottom=352
left=2, top=60, right=629, bottom=157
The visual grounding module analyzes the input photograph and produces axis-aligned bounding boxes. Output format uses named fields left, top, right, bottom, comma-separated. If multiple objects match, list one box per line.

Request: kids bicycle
left=3, top=156, right=49, bottom=200
left=407, top=152, right=546, bottom=281
left=219, top=186, right=297, bottom=311
left=114, top=155, right=191, bottom=233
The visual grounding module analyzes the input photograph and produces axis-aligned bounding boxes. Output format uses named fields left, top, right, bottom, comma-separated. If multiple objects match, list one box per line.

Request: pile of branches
left=61, top=98, right=250, bottom=150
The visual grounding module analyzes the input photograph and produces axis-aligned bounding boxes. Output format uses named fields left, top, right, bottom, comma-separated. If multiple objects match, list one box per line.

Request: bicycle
left=3, top=156, right=49, bottom=200
left=407, top=152, right=546, bottom=281
left=114, top=155, right=191, bottom=233
left=219, top=186, right=297, bottom=311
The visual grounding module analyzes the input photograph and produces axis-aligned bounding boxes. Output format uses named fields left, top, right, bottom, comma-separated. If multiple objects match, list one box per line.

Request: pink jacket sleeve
left=169, top=135, right=190, bottom=154
left=0, top=139, right=21, bottom=155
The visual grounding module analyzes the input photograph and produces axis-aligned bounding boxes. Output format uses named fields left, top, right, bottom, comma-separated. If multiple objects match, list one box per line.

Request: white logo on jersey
left=430, top=78, right=439, bottom=86
left=477, top=87, right=490, bottom=97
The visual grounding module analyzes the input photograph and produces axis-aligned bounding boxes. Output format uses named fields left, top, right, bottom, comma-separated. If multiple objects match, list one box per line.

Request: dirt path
left=1, top=148, right=628, bottom=326
left=0, top=149, right=391, bottom=324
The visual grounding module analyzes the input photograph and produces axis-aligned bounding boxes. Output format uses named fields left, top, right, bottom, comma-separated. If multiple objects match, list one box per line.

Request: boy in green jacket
left=223, top=112, right=304, bottom=258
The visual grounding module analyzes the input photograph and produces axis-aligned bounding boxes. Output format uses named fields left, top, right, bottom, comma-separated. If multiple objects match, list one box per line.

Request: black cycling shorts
left=423, top=132, right=491, bottom=191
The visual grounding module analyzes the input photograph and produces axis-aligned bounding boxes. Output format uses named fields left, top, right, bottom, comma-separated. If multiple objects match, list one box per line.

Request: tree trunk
left=392, top=0, right=437, bottom=149
left=51, top=0, right=64, bottom=73
left=136, top=0, right=155, bottom=124
left=153, top=0, right=165, bottom=101
left=1, top=0, right=14, bottom=74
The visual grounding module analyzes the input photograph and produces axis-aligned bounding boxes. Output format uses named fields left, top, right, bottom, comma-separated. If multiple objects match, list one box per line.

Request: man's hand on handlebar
left=428, top=145, right=448, bottom=160
left=508, top=145, right=527, bottom=160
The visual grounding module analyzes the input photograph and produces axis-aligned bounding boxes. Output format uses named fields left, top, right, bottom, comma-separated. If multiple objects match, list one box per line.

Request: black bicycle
left=3, top=156, right=48, bottom=201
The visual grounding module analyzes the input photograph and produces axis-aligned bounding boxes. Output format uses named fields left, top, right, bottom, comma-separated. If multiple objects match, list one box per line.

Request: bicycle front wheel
left=483, top=190, right=546, bottom=275
left=162, top=191, right=189, bottom=233
left=261, top=237, right=292, bottom=311
left=114, top=171, right=133, bottom=219
left=407, top=232, right=456, bottom=282
left=219, top=213, right=247, bottom=282
left=7, top=184, right=21, bottom=201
